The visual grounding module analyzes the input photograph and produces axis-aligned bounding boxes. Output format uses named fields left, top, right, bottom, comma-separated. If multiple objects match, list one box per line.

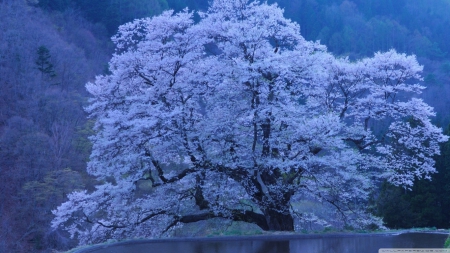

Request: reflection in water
left=100, top=240, right=291, bottom=253
left=289, top=233, right=448, bottom=253
left=86, top=233, right=448, bottom=253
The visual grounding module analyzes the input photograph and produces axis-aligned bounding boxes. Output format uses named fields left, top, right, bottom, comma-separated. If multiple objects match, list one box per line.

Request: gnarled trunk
left=177, top=208, right=294, bottom=232
left=263, top=209, right=294, bottom=231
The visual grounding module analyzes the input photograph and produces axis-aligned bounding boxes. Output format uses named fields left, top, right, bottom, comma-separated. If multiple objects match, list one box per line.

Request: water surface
left=76, top=232, right=448, bottom=253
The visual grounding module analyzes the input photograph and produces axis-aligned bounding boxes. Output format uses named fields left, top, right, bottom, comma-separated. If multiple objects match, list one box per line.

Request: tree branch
left=83, top=212, right=127, bottom=229
left=134, top=67, right=155, bottom=86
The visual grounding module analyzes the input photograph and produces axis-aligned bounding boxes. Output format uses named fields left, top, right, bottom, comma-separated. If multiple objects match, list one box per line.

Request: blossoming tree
left=52, top=0, right=447, bottom=244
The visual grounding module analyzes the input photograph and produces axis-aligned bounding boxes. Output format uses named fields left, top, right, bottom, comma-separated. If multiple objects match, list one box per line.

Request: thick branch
left=138, top=210, right=168, bottom=224
left=343, top=138, right=381, bottom=151
left=174, top=210, right=269, bottom=231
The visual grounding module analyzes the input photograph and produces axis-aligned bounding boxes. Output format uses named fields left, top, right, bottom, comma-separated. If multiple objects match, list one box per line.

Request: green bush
left=445, top=234, right=450, bottom=248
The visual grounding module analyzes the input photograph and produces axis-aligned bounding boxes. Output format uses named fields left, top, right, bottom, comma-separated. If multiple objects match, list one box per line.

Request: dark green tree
left=36, top=46, right=56, bottom=79
left=375, top=182, right=415, bottom=229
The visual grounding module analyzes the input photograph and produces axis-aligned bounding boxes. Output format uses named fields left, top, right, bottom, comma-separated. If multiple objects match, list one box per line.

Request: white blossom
left=52, top=0, right=447, bottom=245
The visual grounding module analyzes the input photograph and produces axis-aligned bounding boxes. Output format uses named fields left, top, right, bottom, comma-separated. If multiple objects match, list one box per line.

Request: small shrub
left=444, top=235, right=450, bottom=248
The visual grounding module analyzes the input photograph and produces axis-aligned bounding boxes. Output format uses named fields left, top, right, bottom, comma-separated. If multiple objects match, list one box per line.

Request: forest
left=2, top=0, right=450, bottom=252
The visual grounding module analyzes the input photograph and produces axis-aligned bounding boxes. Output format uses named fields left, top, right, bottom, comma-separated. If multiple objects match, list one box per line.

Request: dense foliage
left=51, top=0, right=447, bottom=245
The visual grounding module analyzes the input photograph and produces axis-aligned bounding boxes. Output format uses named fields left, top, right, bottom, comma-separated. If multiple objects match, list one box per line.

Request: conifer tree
left=36, top=46, right=56, bottom=79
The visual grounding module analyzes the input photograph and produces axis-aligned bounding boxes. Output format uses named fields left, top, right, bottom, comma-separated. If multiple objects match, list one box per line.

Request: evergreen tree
left=36, top=46, right=56, bottom=79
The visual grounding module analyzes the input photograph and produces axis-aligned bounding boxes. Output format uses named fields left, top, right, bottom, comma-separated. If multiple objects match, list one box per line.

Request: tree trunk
left=177, top=210, right=270, bottom=231
left=176, top=208, right=294, bottom=232
left=264, top=209, right=294, bottom=231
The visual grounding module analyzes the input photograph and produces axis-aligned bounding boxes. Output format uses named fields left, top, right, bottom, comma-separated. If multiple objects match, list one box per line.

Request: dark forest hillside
left=0, top=1, right=110, bottom=251
left=1, top=0, right=450, bottom=251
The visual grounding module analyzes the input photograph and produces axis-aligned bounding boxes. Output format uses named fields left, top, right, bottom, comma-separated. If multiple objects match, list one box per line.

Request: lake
left=74, top=232, right=449, bottom=253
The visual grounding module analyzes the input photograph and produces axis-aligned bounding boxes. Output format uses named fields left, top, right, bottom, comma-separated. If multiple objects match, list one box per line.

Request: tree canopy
left=52, top=0, right=447, bottom=244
